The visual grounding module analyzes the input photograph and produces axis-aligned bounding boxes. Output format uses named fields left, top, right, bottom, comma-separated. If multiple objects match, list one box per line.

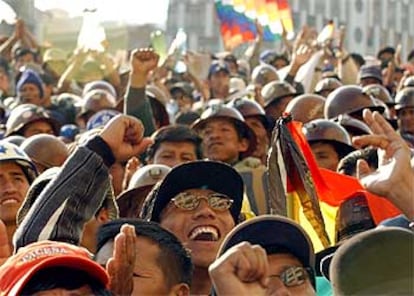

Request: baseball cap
left=0, top=240, right=108, bottom=296
left=208, top=61, right=230, bottom=78
left=218, top=215, right=315, bottom=271
left=143, top=160, right=244, bottom=223
left=330, top=227, right=414, bottom=295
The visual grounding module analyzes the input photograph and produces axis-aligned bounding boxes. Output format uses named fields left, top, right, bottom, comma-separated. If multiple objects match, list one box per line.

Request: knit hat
left=16, top=69, right=44, bottom=99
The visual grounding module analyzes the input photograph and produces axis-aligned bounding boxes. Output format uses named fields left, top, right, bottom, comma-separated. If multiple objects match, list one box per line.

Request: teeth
left=189, top=226, right=219, bottom=241
left=1, top=198, right=19, bottom=205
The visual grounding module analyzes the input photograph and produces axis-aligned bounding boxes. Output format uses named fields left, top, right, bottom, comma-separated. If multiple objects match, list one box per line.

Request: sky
left=34, top=0, right=170, bottom=26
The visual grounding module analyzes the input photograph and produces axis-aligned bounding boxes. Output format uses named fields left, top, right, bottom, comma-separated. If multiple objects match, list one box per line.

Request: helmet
left=402, top=76, right=414, bottom=88
left=284, top=94, right=326, bottom=124
left=332, top=114, right=372, bottom=136
left=116, top=164, right=171, bottom=218
left=82, top=80, right=117, bottom=98
left=303, top=119, right=355, bottom=156
left=261, top=81, right=297, bottom=108
left=314, top=77, right=343, bottom=96
left=59, top=124, right=80, bottom=142
left=0, top=140, right=37, bottom=182
left=192, top=104, right=257, bottom=158
left=20, top=134, right=68, bottom=171
left=226, top=97, right=269, bottom=129
left=86, top=109, right=121, bottom=130
left=6, top=104, right=60, bottom=137
left=362, top=84, right=394, bottom=106
left=394, top=87, right=414, bottom=111
left=80, top=89, right=117, bottom=117
left=251, top=64, right=279, bottom=86
left=324, top=85, right=384, bottom=119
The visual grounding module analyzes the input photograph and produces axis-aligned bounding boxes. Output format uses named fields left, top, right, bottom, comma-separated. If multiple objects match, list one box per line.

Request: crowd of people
left=0, top=16, right=413, bottom=295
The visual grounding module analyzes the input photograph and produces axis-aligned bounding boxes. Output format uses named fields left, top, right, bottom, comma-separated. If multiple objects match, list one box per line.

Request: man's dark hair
left=96, top=218, right=193, bottom=288
left=337, top=147, right=378, bottom=176
left=19, top=266, right=111, bottom=295
left=146, top=124, right=203, bottom=161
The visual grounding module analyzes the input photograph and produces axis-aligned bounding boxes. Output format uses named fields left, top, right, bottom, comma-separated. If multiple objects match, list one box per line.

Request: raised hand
left=353, top=109, right=414, bottom=219
left=107, top=224, right=137, bottom=295
left=130, top=48, right=159, bottom=76
left=209, top=242, right=269, bottom=296
left=100, top=115, right=153, bottom=162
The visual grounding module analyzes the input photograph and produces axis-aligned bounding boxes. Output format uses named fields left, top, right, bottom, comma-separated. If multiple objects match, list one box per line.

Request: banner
left=214, top=0, right=294, bottom=50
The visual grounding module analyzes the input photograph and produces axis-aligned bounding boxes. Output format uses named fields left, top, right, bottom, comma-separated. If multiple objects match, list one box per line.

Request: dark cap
left=358, top=65, right=383, bottom=83
left=169, top=81, right=194, bottom=98
left=315, top=191, right=376, bottom=279
left=143, top=160, right=244, bottom=223
left=330, top=227, right=414, bottom=295
left=218, top=215, right=315, bottom=270
left=208, top=61, right=230, bottom=78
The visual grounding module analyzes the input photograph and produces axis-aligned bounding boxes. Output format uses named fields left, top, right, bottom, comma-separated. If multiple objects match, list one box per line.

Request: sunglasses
left=171, top=192, right=234, bottom=211
left=269, top=266, right=312, bottom=288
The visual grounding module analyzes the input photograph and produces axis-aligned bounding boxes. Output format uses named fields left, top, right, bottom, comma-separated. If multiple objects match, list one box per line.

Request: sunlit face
left=397, top=107, right=414, bottom=135
left=245, top=116, right=269, bottom=162
left=160, top=188, right=235, bottom=268
left=19, top=83, right=43, bottom=105
left=0, top=161, right=30, bottom=223
left=152, top=141, right=198, bottom=168
left=200, top=118, right=248, bottom=164
left=310, top=142, right=340, bottom=171
left=266, top=253, right=315, bottom=296
left=22, top=120, right=55, bottom=138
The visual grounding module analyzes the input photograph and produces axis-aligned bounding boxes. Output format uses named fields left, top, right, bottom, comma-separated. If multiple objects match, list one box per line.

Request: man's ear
left=96, top=207, right=110, bottom=223
left=171, top=283, right=190, bottom=296
left=237, top=137, right=249, bottom=153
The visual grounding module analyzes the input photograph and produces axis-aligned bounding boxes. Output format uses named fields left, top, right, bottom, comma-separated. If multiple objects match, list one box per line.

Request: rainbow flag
left=214, top=0, right=294, bottom=50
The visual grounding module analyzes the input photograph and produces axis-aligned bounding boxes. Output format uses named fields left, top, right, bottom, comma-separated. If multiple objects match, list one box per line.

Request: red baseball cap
left=0, top=240, right=109, bottom=295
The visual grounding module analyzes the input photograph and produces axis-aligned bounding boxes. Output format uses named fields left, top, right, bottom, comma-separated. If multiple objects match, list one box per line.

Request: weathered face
left=152, top=141, right=198, bottom=168
left=397, top=107, right=414, bottom=135
left=19, top=83, right=43, bottom=105
left=22, top=120, right=55, bottom=138
left=310, top=142, right=340, bottom=171
left=0, top=161, right=30, bottom=223
left=200, top=118, right=248, bottom=164
left=266, top=253, right=315, bottom=296
left=160, top=188, right=235, bottom=268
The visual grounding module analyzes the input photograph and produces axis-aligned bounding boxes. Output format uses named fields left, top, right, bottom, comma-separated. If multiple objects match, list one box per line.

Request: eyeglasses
left=269, top=266, right=312, bottom=288
left=171, top=192, right=234, bottom=211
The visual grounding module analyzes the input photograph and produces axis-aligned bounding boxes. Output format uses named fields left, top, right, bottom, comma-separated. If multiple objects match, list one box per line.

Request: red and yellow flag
left=267, top=114, right=401, bottom=251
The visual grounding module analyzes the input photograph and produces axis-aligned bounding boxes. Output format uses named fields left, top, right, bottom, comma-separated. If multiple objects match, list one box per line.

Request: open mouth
left=0, top=198, right=20, bottom=205
left=188, top=226, right=220, bottom=242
